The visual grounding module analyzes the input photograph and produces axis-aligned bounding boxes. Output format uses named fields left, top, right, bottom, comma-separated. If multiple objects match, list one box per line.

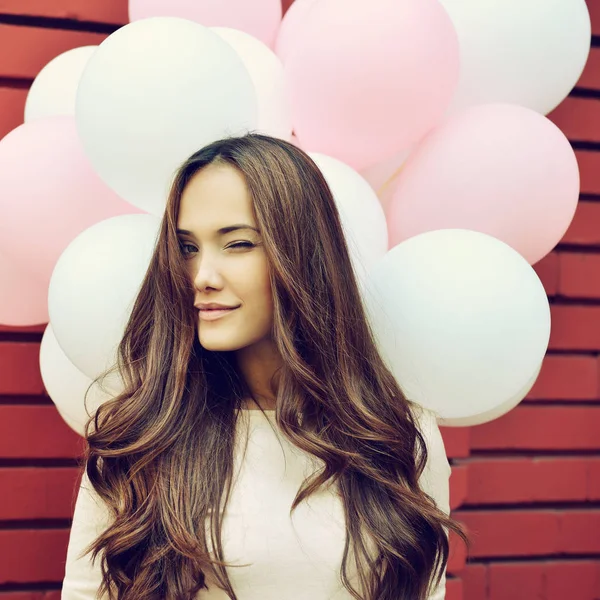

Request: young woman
left=62, top=134, right=467, bottom=600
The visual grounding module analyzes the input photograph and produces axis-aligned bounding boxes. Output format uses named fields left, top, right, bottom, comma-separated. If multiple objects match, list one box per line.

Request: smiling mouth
left=198, top=307, right=239, bottom=321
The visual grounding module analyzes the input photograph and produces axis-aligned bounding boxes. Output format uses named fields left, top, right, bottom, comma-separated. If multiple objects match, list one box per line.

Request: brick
left=0, top=342, right=45, bottom=395
left=0, top=0, right=128, bottom=23
left=470, top=406, right=600, bottom=451
left=441, top=427, right=471, bottom=459
left=460, top=564, right=488, bottom=600
left=0, top=342, right=46, bottom=395
left=448, top=530, right=468, bottom=573
left=544, top=560, right=600, bottom=600
left=588, top=458, right=600, bottom=500
left=446, top=577, right=463, bottom=600
left=450, top=464, right=468, bottom=510
left=0, top=323, right=46, bottom=334
left=488, top=562, right=544, bottom=600
left=0, top=594, right=61, bottom=600
left=526, top=354, right=598, bottom=401
left=464, top=458, right=590, bottom=504
left=562, top=201, right=600, bottom=246
left=588, top=0, right=600, bottom=37
left=463, top=560, right=600, bottom=600
left=533, top=252, right=558, bottom=296
left=548, top=97, right=600, bottom=142
left=0, top=406, right=83, bottom=458
left=577, top=47, right=600, bottom=90
left=549, top=305, right=600, bottom=351
left=576, top=150, right=600, bottom=195
left=0, top=24, right=107, bottom=79
left=454, top=510, right=560, bottom=557
left=282, top=0, right=295, bottom=13
left=0, top=467, right=81, bottom=520
left=0, top=529, right=69, bottom=583
left=559, top=511, right=600, bottom=553
left=0, top=86, right=27, bottom=141
left=558, top=252, right=600, bottom=299
left=455, top=510, right=600, bottom=558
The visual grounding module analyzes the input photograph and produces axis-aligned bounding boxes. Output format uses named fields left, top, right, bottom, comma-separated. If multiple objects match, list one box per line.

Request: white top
left=62, top=407, right=450, bottom=599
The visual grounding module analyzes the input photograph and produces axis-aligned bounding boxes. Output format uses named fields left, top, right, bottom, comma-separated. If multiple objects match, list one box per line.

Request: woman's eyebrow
left=176, top=224, right=260, bottom=236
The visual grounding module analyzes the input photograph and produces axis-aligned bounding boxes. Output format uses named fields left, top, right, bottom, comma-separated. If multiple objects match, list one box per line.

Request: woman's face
left=176, top=163, right=274, bottom=352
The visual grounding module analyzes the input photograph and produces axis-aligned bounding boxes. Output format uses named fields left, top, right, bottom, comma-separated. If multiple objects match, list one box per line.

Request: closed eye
left=178, top=241, right=255, bottom=257
left=228, top=242, right=255, bottom=249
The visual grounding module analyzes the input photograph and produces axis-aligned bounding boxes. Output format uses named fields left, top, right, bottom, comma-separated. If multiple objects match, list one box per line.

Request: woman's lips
left=198, top=307, right=238, bottom=321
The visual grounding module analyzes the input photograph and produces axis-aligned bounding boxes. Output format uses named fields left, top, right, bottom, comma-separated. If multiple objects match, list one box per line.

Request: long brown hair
left=82, top=133, right=467, bottom=599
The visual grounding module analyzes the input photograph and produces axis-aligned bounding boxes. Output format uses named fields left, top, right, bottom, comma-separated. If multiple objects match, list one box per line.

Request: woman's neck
left=235, top=339, right=282, bottom=410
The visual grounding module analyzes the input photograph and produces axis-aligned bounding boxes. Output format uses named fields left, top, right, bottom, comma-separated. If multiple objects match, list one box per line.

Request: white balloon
left=212, top=27, right=292, bottom=141
left=56, top=405, right=87, bottom=436
left=440, top=0, right=591, bottom=115
left=363, top=229, right=551, bottom=421
left=24, top=46, right=97, bottom=122
left=48, top=214, right=161, bottom=381
left=437, top=361, right=543, bottom=427
left=308, top=153, right=388, bottom=288
left=75, top=17, right=258, bottom=216
left=40, top=323, right=116, bottom=437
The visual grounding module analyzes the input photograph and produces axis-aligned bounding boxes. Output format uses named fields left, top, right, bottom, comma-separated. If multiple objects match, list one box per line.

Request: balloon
left=75, top=17, right=258, bottom=216
left=128, top=0, right=282, bottom=48
left=55, top=405, right=87, bottom=436
left=0, top=250, right=48, bottom=326
left=40, top=324, right=116, bottom=437
left=275, top=0, right=319, bottom=61
left=284, top=0, right=459, bottom=170
left=0, top=116, right=141, bottom=285
left=48, top=214, right=162, bottom=382
left=440, top=0, right=591, bottom=115
left=290, top=133, right=302, bottom=148
left=212, top=27, right=292, bottom=141
left=24, top=46, right=97, bottom=122
left=363, top=229, right=551, bottom=421
left=359, top=149, right=411, bottom=213
left=387, top=103, right=580, bottom=265
left=308, top=153, right=388, bottom=288
left=438, top=361, right=543, bottom=427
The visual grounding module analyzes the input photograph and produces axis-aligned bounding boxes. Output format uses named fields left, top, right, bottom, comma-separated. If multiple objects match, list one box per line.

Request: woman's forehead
left=178, top=165, right=255, bottom=229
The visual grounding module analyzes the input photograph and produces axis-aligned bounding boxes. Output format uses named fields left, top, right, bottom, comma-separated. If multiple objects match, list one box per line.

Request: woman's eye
left=179, top=243, right=197, bottom=256
left=228, top=241, right=254, bottom=249
left=179, top=241, right=254, bottom=256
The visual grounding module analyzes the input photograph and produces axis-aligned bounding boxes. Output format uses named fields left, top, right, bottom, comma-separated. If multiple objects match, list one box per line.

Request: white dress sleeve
left=414, top=406, right=452, bottom=600
left=62, top=469, right=111, bottom=599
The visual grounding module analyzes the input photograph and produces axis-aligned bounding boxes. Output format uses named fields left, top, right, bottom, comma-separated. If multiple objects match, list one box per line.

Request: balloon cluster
left=0, top=0, right=589, bottom=433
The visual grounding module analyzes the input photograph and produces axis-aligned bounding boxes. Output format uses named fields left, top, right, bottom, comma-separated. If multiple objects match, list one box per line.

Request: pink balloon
left=0, top=250, right=48, bottom=326
left=129, top=0, right=282, bottom=48
left=0, top=116, right=142, bottom=286
left=290, top=133, right=302, bottom=148
left=387, top=103, right=580, bottom=265
left=275, top=0, right=319, bottom=62
left=284, top=0, right=459, bottom=171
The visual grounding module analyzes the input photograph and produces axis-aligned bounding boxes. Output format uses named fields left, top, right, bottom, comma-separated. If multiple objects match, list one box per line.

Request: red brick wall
left=454, top=3, right=600, bottom=595
left=0, top=1, right=598, bottom=598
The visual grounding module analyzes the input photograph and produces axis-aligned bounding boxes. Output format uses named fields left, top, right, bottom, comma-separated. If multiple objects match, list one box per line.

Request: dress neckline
left=236, top=408, right=276, bottom=414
